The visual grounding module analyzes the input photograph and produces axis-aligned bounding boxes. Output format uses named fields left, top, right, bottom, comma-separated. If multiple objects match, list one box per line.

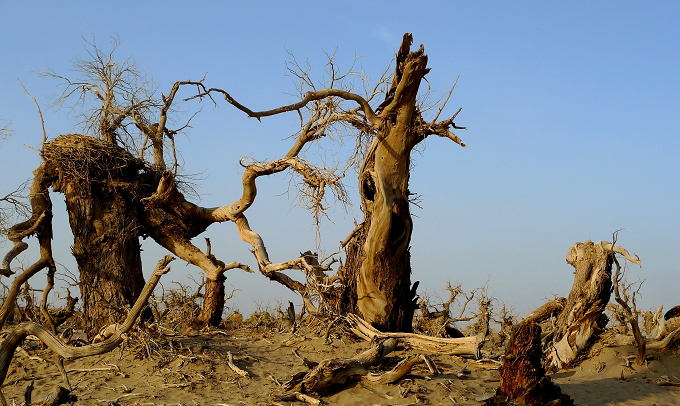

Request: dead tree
left=2, top=39, right=252, bottom=335
left=336, top=34, right=466, bottom=331
left=545, top=240, right=640, bottom=370
left=4, top=33, right=466, bottom=334
left=611, top=256, right=646, bottom=365
left=188, top=33, right=466, bottom=331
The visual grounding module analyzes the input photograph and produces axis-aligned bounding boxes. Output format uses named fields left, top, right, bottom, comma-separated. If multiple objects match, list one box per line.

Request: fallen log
left=287, top=338, right=399, bottom=395
left=346, top=314, right=482, bottom=355
left=284, top=337, right=439, bottom=397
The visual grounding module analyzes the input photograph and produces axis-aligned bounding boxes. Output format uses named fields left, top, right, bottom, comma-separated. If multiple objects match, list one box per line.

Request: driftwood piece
left=29, top=386, right=77, bottom=406
left=364, top=355, right=424, bottom=384
left=646, top=327, right=680, bottom=350
left=226, top=351, right=250, bottom=378
left=284, top=337, right=424, bottom=396
left=599, top=326, right=680, bottom=352
left=271, top=392, right=321, bottom=405
left=346, top=314, right=482, bottom=355
left=295, top=358, right=369, bottom=395
left=0, top=256, right=174, bottom=405
left=290, top=338, right=399, bottom=395
left=285, top=336, right=440, bottom=397
left=486, top=321, right=573, bottom=406
left=647, top=306, right=680, bottom=342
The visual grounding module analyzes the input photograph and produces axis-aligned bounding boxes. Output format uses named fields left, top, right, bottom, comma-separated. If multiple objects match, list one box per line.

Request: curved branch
left=188, top=88, right=380, bottom=128
left=232, top=214, right=323, bottom=313
left=599, top=241, right=642, bottom=266
left=202, top=157, right=344, bottom=223
left=0, top=255, right=174, bottom=391
left=0, top=256, right=51, bottom=329
left=0, top=166, right=55, bottom=328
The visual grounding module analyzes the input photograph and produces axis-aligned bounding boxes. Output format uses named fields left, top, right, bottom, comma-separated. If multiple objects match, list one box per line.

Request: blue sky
left=1, top=2, right=678, bottom=317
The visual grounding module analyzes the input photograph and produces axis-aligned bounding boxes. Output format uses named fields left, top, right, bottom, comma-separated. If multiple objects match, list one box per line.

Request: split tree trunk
left=546, top=240, right=640, bottom=370
left=339, top=34, right=428, bottom=332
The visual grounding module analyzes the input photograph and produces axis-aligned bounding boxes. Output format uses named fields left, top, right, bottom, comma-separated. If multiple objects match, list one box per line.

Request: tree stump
left=486, top=321, right=573, bottom=406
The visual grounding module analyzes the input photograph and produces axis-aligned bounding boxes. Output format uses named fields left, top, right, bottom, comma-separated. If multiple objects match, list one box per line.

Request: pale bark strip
left=346, top=314, right=482, bottom=355
left=226, top=351, right=250, bottom=378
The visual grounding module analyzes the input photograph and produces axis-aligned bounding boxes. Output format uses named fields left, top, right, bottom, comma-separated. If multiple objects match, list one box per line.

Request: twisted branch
left=0, top=255, right=174, bottom=401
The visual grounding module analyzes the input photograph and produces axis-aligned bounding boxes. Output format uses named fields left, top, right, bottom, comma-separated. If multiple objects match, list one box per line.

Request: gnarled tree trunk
left=44, top=135, right=149, bottom=338
left=546, top=240, right=640, bottom=370
left=339, top=35, right=429, bottom=332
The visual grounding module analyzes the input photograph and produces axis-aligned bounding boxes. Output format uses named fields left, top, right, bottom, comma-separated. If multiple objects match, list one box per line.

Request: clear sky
left=1, top=1, right=678, bottom=318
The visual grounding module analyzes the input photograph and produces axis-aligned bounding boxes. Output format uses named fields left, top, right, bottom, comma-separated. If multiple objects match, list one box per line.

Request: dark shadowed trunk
left=65, top=184, right=145, bottom=338
left=487, top=321, right=573, bottom=406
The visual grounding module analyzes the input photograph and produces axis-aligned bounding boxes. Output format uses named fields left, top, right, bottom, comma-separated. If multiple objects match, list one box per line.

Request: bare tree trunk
left=44, top=135, right=147, bottom=339
left=66, top=188, right=145, bottom=338
left=339, top=34, right=428, bottom=332
left=197, top=274, right=225, bottom=326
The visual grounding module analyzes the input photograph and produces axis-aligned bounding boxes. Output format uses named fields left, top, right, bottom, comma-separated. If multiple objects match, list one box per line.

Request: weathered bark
left=346, top=313, right=482, bottom=355
left=339, top=34, right=429, bottom=332
left=524, top=298, right=566, bottom=324
left=43, top=135, right=149, bottom=338
left=546, top=240, right=640, bottom=370
left=486, top=321, right=573, bottom=406
left=197, top=273, right=226, bottom=325
left=67, top=186, right=146, bottom=338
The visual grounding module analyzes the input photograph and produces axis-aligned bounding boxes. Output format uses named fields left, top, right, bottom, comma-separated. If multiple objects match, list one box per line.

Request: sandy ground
left=2, top=325, right=680, bottom=406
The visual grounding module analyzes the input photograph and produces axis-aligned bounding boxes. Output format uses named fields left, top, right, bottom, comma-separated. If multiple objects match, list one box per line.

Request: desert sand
left=2, top=320, right=679, bottom=406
